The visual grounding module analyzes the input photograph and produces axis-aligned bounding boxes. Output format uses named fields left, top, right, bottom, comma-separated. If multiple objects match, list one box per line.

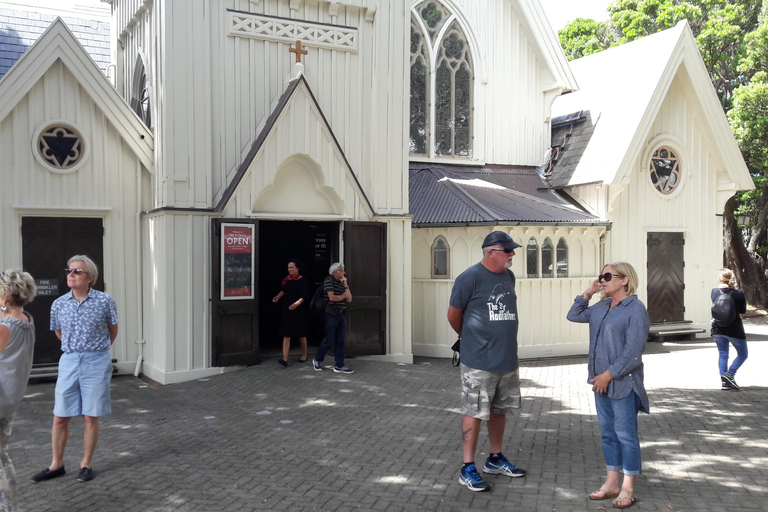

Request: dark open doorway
left=258, top=221, right=338, bottom=356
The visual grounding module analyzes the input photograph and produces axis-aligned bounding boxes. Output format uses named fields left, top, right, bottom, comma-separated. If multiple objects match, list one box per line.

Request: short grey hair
left=68, top=254, right=99, bottom=286
left=328, top=262, right=344, bottom=275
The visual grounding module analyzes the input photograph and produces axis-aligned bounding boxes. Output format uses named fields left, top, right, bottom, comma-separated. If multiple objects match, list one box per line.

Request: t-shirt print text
left=487, top=282, right=516, bottom=321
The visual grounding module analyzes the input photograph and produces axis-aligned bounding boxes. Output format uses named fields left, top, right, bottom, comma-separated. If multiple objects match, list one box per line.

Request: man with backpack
left=312, top=262, right=354, bottom=374
left=710, top=268, right=748, bottom=391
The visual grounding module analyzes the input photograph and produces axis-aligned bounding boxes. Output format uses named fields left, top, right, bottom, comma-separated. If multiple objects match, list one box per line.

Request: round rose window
left=37, top=125, right=84, bottom=171
left=649, top=146, right=681, bottom=195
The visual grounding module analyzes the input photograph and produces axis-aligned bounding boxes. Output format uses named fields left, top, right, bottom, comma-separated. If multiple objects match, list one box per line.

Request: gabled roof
left=550, top=20, right=752, bottom=190
left=0, top=6, right=110, bottom=79
left=0, top=18, right=154, bottom=171
left=409, top=163, right=608, bottom=226
left=215, top=73, right=374, bottom=215
left=516, top=0, right=578, bottom=93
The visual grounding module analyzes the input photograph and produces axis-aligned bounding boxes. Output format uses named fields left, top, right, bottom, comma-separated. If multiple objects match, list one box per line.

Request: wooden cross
left=289, top=40, right=308, bottom=63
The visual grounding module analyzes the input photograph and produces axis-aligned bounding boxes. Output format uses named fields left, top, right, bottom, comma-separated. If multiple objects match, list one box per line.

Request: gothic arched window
left=130, top=55, right=152, bottom=130
left=431, top=236, right=450, bottom=278
left=410, top=1, right=474, bottom=158
left=542, top=238, right=553, bottom=278
left=526, top=238, right=538, bottom=278
left=556, top=238, right=568, bottom=277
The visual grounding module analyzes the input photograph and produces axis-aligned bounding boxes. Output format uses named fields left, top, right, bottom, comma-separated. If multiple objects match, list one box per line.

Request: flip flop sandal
left=612, top=490, right=637, bottom=509
left=589, top=485, right=620, bottom=500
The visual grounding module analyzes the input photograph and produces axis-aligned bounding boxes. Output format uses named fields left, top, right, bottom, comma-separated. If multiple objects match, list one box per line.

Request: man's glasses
left=64, top=268, right=87, bottom=275
left=598, top=273, right=622, bottom=282
left=489, top=248, right=514, bottom=254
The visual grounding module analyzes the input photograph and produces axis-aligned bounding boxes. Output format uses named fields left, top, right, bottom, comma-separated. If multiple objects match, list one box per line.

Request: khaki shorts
left=460, top=363, right=521, bottom=420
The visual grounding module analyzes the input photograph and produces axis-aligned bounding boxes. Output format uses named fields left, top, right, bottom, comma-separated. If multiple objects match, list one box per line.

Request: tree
left=559, top=1, right=768, bottom=306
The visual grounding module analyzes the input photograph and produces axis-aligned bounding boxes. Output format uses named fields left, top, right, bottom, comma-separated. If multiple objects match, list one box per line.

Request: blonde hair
left=603, top=261, right=639, bottom=296
left=717, top=268, right=736, bottom=288
left=0, top=269, right=37, bottom=307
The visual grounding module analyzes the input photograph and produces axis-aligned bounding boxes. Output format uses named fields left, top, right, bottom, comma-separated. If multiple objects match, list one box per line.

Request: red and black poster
left=221, top=223, right=254, bottom=300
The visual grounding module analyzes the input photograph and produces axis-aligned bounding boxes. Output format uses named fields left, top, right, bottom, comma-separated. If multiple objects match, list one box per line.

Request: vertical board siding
left=411, top=226, right=602, bottom=359
left=0, top=62, right=152, bottom=368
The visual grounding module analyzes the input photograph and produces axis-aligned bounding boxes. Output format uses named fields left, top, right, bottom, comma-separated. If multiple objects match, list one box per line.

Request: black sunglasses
left=489, top=248, right=514, bottom=254
left=64, top=268, right=87, bottom=275
left=598, top=273, right=622, bottom=282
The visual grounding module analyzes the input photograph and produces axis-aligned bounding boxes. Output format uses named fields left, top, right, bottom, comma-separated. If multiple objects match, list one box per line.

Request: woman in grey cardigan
left=0, top=269, right=37, bottom=512
left=567, top=262, right=650, bottom=510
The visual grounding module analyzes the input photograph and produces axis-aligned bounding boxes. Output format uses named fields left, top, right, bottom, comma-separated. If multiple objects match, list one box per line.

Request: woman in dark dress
left=272, top=259, right=308, bottom=366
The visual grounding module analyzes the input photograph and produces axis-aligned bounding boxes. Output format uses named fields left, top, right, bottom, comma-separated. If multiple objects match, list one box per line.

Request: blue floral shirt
left=50, top=289, right=118, bottom=353
left=567, top=294, right=650, bottom=413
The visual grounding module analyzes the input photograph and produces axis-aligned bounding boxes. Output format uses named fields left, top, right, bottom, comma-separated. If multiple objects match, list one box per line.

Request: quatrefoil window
left=38, top=125, right=84, bottom=170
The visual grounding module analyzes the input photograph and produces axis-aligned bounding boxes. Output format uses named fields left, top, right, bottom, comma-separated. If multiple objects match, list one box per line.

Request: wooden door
left=21, top=217, right=104, bottom=366
left=211, top=219, right=260, bottom=366
left=343, top=221, right=386, bottom=356
left=647, top=232, right=685, bottom=323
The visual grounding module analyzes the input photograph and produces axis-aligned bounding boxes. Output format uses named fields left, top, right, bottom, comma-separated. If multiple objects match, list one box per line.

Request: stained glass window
left=527, top=238, right=538, bottom=278
left=410, top=20, right=429, bottom=155
left=650, top=146, right=680, bottom=194
left=542, top=238, right=553, bottom=278
left=410, top=2, right=473, bottom=158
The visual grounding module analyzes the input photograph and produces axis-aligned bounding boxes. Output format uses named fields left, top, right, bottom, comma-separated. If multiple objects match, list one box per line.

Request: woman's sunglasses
left=64, top=268, right=87, bottom=275
left=598, top=273, right=622, bottom=282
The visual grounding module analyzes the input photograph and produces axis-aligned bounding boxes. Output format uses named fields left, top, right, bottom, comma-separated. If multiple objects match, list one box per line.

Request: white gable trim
left=615, top=21, right=751, bottom=191
left=216, top=75, right=374, bottom=218
left=0, top=18, right=155, bottom=173
left=516, top=0, right=578, bottom=93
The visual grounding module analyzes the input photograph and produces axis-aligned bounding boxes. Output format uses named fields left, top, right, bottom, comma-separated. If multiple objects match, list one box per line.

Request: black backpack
left=309, top=283, right=328, bottom=317
left=711, top=289, right=737, bottom=327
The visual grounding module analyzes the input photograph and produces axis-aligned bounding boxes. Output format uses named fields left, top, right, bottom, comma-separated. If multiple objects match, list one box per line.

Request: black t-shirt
left=323, top=275, right=347, bottom=315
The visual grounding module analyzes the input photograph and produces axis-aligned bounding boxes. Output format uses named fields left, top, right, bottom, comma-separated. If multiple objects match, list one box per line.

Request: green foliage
left=559, top=18, right=616, bottom=60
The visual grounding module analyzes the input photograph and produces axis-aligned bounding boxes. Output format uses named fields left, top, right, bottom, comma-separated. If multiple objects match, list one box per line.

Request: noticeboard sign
left=221, top=223, right=254, bottom=300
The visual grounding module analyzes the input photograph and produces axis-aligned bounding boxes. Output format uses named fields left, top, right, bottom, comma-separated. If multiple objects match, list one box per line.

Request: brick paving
left=10, top=319, right=768, bottom=511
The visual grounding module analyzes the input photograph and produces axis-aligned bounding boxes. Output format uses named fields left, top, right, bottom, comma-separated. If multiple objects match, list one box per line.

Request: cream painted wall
left=569, top=69, right=733, bottom=331
left=412, top=225, right=604, bottom=359
left=0, top=60, right=152, bottom=372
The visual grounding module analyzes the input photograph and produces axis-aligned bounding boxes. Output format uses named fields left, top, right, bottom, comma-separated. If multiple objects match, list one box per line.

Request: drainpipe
left=134, top=161, right=146, bottom=377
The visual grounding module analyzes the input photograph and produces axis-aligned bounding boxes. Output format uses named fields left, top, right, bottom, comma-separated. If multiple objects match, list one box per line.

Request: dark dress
left=279, top=277, right=308, bottom=337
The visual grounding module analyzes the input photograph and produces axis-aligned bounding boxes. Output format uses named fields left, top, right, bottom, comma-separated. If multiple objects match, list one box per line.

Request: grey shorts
left=460, top=363, right=521, bottom=420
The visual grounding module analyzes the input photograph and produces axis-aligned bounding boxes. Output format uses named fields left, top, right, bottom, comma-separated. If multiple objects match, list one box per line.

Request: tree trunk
left=724, top=196, right=768, bottom=306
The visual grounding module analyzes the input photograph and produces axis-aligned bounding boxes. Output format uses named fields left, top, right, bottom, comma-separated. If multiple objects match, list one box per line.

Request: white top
left=0, top=314, right=35, bottom=416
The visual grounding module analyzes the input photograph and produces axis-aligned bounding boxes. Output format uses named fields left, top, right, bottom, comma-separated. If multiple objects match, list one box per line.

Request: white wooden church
left=0, top=0, right=752, bottom=384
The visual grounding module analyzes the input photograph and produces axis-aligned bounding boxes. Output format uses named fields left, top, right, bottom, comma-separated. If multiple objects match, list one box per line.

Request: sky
left=539, top=0, right=613, bottom=31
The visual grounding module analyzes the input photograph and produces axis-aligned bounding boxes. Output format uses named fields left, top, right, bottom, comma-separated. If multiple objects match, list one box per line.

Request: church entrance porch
left=258, top=220, right=339, bottom=357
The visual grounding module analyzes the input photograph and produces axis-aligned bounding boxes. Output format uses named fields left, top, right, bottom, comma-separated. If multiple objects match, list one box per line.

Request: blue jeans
left=713, top=335, right=748, bottom=376
left=315, top=312, right=346, bottom=368
left=594, top=391, right=642, bottom=476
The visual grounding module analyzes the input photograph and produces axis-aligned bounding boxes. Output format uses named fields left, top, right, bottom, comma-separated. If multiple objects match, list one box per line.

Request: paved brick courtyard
left=9, top=321, right=768, bottom=511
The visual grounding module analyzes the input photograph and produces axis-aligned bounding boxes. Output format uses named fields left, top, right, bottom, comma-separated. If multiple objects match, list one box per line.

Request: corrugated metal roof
left=0, top=8, right=109, bottom=80
left=409, top=163, right=608, bottom=226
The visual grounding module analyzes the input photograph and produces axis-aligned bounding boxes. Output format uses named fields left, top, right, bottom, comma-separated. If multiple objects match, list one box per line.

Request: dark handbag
left=451, top=338, right=460, bottom=367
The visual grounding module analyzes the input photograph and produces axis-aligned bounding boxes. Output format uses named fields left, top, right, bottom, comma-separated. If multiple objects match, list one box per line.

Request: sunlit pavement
left=12, top=321, right=768, bottom=511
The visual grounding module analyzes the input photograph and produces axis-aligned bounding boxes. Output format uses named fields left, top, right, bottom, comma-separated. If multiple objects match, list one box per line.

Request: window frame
left=526, top=237, right=539, bottom=278
left=431, top=235, right=450, bottom=279
left=410, top=1, right=474, bottom=159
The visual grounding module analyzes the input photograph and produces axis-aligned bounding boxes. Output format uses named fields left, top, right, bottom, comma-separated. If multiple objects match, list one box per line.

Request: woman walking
left=710, top=268, right=748, bottom=391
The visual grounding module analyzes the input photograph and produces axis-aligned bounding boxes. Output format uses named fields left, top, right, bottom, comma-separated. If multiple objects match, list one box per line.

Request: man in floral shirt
left=32, top=255, right=118, bottom=484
